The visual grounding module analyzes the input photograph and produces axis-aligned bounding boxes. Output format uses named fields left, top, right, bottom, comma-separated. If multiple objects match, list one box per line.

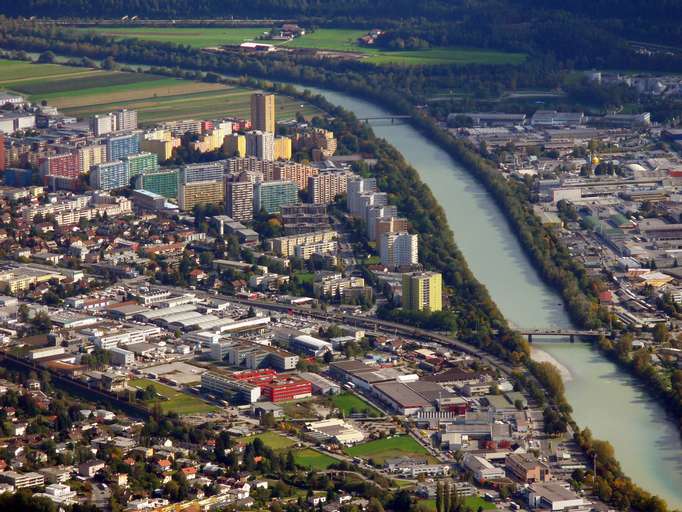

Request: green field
left=75, top=26, right=272, bottom=48
left=128, top=378, right=218, bottom=415
left=0, top=59, right=320, bottom=125
left=70, top=26, right=526, bottom=66
left=242, top=432, right=337, bottom=469
left=292, top=448, right=338, bottom=470
left=421, top=496, right=495, bottom=512
left=331, top=392, right=381, bottom=416
left=345, top=435, right=433, bottom=464
left=244, top=431, right=296, bottom=450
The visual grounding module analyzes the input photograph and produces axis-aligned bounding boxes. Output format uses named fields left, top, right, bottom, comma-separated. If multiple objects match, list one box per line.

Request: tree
left=37, top=51, right=55, bottom=63
left=367, top=498, right=385, bottom=512
left=653, top=323, right=670, bottom=344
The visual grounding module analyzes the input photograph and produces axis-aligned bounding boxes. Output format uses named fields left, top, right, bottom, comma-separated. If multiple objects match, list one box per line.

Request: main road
left=280, top=85, right=682, bottom=508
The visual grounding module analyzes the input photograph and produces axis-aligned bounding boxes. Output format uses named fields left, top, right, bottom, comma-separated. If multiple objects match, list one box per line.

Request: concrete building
left=402, top=272, right=442, bottom=312
left=180, top=161, right=225, bottom=184
left=289, top=334, right=332, bottom=357
left=273, top=161, right=317, bottom=190
left=254, top=180, right=298, bottom=214
left=109, top=347, right=135, bottom=366
left=380, top=231, right=418, bottom=268
left=250, top=93, right=276, bottom=134
left=134, top=168, right=179, bottom=199
left=281, top=203, right=329, bottom=234
left=374, top=216, right=409, bottom=244
left=462, top=454, right=505, bottom=483
left=0, top=471, right=45, bottom=489
left=270, top=230, right=337, bottom=258
left=347, top=177, right=377, bottom=216
left=141, top=138, right=174, bottom=161
left=305, top=419, right=365, bottom=445
left=313, top=273, right=365, bottom=297
left=294, top=240, right=337, bottom=260
left=106, top=132, right=140, bottom=161
left=226, top=179, right=254, bottom=222
left=245, top=130, right=274, bottom=161
left=308, top=170, right=351, bottom=204
left=528, top=483, right=586, bottom=511
left=90, top=113, right=115, bottom=136
left=90, top=160, right=129, bottom=191
left=77, top=144, right=107, bottom=174
left=201, top=371, right=261, bottom=403
left=223, top=133, right=246, bottom=157
left=274, top=136, right=292, bottom=160
left=506, top=453, right=551, bottom=484
left=124, top=152, right=157, bottom=181
left=114, top=109, right=138, bottom=132
left=178, top=180, right=224, bottom=211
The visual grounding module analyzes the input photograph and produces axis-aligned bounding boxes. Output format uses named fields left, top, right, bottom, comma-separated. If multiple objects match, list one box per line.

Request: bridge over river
left=517, top=328, right=610, bottom=343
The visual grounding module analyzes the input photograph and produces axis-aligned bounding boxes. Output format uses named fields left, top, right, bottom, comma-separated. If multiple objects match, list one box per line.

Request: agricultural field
left=291, top=448, right=338, bottom=470
left=0, top=59, right=91, bottom=84
left=128, top=378, right=218, bottom=415
left=0, top=59, right=321, bottom=125
left=69, top=26, right=526, bottom=66
left=345, top=435, right=435, bottom=464
left=331, top=392, right=381, bottom=416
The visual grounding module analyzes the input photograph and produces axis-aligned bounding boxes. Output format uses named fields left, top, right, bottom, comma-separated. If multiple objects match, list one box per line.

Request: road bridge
left=358, top=115, right=411, bottom=124
left=517, top=329, right=608, bottom=343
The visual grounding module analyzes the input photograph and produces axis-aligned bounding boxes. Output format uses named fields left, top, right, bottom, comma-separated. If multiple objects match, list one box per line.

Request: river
left=292, top=86, right=682, bottom=508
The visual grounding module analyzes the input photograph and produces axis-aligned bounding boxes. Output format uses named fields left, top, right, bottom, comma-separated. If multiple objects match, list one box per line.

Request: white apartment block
left=380, top=231, right=418, bottom=268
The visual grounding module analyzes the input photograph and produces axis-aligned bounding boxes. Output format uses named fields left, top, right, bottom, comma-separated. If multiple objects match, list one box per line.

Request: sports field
left=331, top=392, right=381, bottom=416
left=344, top=435, right=434, bottom=464
left=70, top=26, right=526, bottom=66
left=128, top=378, right=218, bottom=415
left=0, top=59, right=320, bottom=125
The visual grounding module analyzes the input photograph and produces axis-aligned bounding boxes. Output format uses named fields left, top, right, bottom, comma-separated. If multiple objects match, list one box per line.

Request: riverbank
left=530, top=347, right=572, bottom=382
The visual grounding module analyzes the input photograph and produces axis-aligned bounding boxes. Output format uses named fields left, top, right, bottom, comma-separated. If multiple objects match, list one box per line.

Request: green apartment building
left=124, top=152, right=158, bottom=183
left=254, top=180, right=298, bottom=214
left=135, top=167, right=179, bottom=199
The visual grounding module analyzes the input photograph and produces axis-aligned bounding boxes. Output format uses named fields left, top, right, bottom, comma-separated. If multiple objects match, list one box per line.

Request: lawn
left=241, top=432, right=337, bottom=469
left=293, top=271, right=315, bottom=284
left=68, top=27, right=526, bottom=66
left=292, top=448, right=338, bottom=470
left=420, top=496, right=495, bottom=512
left=345, top=435, right=434, bottom=464
left=243, top=431, right=296, bottom=450
left=73, top=26, right=272, bottom=48
left=331, top=392, right=381, bottom=416
left=128, top=378, right=218, bottom=415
